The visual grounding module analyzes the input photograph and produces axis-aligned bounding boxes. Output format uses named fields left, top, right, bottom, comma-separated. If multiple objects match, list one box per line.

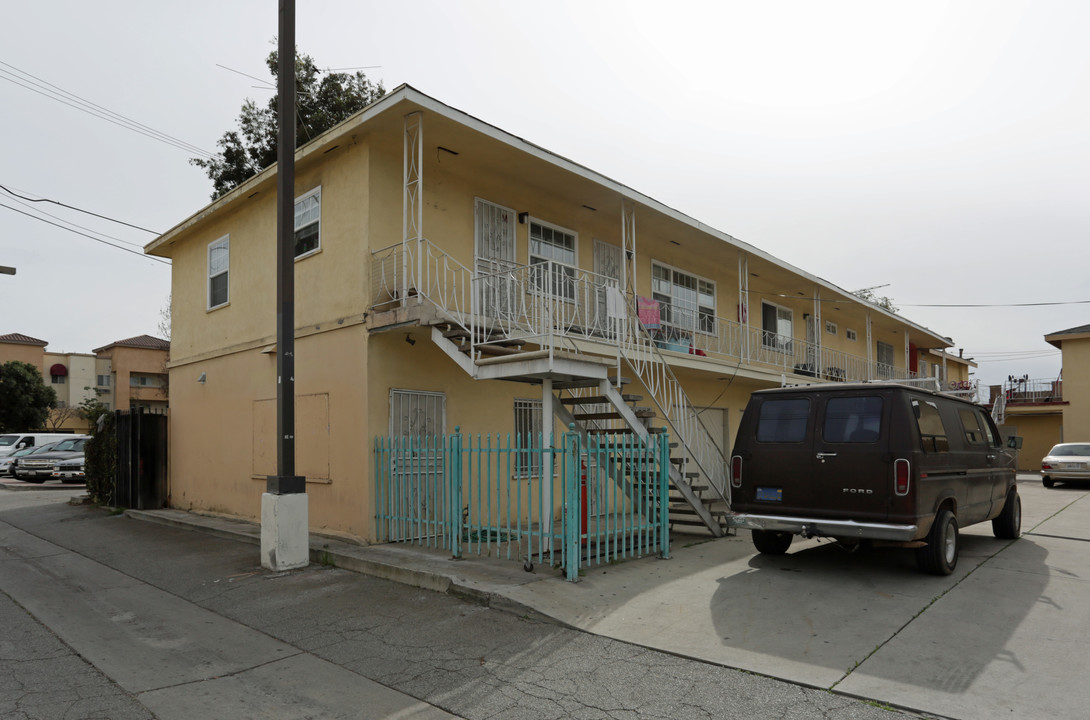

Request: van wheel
left=992, top=488, right=1021, bottom=540
left=752, top=529, right=793, bottom=555
left=1043, top=476, right=1054, bottom=488
left=916, top=510, right=958, bottom=575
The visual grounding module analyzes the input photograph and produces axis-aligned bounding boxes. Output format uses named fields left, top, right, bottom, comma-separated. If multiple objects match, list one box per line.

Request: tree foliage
left=192, top=48, right=385, bottom=199
left=84, top=410, right=116, bottom=505
left=0, top=361, right=56, bottom=433
left=852, top=288, right=899, bottom=314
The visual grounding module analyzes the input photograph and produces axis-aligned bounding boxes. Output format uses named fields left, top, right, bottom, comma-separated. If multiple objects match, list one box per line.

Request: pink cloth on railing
left=637, top=296, right=660, bottom=329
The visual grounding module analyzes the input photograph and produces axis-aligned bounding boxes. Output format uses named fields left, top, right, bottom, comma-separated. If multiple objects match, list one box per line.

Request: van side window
left=913, top=400, right=950, bottom=452
left=756, top=398, right=810, bottom=443
left=958, top=408, right=988, bottom=446
left=823, top=396, right=882, bottom=443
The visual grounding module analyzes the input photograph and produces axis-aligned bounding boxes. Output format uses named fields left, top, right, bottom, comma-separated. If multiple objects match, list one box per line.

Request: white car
left=1041, top=443, right=1090, bottom=488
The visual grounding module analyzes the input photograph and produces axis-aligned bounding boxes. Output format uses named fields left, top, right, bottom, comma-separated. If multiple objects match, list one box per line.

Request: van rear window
left=823, top=396, right=882, bottom=443
left=756, top=398, right=810, bottom=443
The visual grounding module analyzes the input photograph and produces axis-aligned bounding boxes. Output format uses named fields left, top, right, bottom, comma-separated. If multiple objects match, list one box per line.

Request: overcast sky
left=2, top=1, right=1085, bottom=389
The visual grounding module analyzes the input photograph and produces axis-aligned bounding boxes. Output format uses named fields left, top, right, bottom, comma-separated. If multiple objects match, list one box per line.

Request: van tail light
left=731, top=456, right=743, bottom=488
left=894, top=459, right=910, bottom=496
left=1042, top=463, right=1052, bottom=470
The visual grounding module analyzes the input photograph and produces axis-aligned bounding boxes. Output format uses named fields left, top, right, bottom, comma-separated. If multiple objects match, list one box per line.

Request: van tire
left=992, top=488, right=1021, bottom=539
left=1042, top=476, right=1054, bottom=488
left=752, top=529, right=793, bottom=555
left=916, top=510, right=958, bottom=575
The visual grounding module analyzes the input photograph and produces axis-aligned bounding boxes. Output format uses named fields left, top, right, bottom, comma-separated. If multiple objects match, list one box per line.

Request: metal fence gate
left=375, top=427, right=670, bottom=581
left=115, top=408, right=168, bottom=510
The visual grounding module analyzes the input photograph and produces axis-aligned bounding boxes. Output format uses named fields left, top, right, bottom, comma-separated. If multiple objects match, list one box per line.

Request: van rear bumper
left=729, top=512, right=918, bottom=542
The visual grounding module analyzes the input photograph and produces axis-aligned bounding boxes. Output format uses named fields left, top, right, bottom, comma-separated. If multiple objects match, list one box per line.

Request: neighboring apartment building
left=147, top=85, right=974, bottom=544
left=92, top=335, right=171, bottom=414
left=0, top=332, right=169, bottom=431
left=985, top=324, right=1087, bottom=470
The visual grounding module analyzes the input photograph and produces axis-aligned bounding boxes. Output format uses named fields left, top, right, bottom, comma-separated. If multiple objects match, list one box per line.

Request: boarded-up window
left=253, top=393, right=330, bottom=480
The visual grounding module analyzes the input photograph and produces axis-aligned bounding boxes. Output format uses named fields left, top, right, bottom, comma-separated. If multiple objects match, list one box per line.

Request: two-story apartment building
left=147, top=85, right=969, bottom=543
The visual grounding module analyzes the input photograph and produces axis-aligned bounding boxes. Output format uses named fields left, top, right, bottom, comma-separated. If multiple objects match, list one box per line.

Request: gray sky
left=2, top=1, right=1085, bottom=389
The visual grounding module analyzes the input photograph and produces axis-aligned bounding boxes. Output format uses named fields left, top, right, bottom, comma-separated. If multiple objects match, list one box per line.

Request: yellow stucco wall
left=1060, top=336, right=1090, bottom=441
left=1000, top=412, right=1063, bottom=471
left=0, top=342, right=44, bottom=368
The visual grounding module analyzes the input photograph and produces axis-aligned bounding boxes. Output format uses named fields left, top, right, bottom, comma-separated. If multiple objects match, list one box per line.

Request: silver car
left=1041, top=443, right=1090, bottom=488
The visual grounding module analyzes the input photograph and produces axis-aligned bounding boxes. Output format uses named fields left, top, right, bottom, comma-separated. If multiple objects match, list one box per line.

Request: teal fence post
left=659, top=430, right=671, bottom=559
left=450, top=427, right=462, bottom=558
left=564, top=425, right=581, bottom=582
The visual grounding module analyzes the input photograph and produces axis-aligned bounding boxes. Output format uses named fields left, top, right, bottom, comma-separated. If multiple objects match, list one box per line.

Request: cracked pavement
left=0, top=491, right=908, bottom=720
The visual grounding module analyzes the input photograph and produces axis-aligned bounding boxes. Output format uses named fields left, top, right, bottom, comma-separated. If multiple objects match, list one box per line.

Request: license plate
left=1063, top=462, right=1086, bottom=470
left=756, top=487, right=782, bottom=502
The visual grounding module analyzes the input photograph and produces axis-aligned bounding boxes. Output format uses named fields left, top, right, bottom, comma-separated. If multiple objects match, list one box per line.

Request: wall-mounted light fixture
left=518, top=212, right=529, bottom=225
left=197, top=372, right=206, bottom=384
left=405, top=333, right=416, bottom=346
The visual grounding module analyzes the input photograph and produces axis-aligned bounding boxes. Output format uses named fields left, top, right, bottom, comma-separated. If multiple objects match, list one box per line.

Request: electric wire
left=0, top=202, right=170, bottom=266
left=2, top=193, right=146, bottom=249
left=0, top=184, right=160, bottom=235
left=0, top=61, right=214, bottom=159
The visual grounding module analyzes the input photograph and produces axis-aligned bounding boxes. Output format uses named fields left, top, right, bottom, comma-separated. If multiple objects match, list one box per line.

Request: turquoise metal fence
left=375, top=426, right=670, bottom=581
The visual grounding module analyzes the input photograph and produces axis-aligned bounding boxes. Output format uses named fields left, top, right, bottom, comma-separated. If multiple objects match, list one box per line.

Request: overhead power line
left=0, top=184, right=160, bottom=235
left=0, top=60, right=214, bottom=159
left=0, top=202, right=170, bottom=266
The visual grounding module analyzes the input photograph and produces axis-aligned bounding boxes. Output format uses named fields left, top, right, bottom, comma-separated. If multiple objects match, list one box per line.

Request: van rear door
left=810, top=392, right=890, bottom=521
left=746, top=395, right=816, bottom=514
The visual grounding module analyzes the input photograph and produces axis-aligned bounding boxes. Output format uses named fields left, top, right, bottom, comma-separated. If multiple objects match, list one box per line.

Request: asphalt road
left=0, top=490, right=908, bottom=720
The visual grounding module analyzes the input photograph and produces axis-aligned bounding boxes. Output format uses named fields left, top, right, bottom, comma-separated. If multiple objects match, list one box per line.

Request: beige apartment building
left=147, top=85, right=976, bottom=544
left=0, top=332, right=169, bottom=431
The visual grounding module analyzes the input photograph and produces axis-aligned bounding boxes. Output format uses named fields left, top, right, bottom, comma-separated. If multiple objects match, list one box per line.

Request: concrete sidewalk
left=124, top=473, right=1090, bottom=720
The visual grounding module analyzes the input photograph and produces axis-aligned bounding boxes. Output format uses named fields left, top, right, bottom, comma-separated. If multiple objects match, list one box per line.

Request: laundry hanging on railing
left=637, top=296, right=661, bottom=329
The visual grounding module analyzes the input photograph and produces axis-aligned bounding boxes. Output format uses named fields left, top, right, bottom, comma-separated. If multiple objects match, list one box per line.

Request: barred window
left=514, top=399, right=543, bottom=478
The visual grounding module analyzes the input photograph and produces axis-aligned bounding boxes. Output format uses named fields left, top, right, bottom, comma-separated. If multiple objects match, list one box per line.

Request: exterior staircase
left=369, top=243, right=731, bottom=536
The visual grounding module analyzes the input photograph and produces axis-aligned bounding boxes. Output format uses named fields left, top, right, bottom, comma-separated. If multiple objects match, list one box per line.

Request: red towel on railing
left=637, top=296, right=660, bottom=329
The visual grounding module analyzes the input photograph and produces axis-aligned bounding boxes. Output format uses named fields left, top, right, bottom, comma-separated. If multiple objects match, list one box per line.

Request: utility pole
left=261, top=0, right=309, bottom=571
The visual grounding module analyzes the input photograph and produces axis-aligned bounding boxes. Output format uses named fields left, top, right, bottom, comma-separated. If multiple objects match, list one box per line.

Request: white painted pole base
left=261, top=492, right=310, bottom=571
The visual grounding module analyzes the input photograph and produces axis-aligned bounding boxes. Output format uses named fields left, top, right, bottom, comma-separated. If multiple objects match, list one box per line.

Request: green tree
left=192, top=48, right=385, bottom=199
left=0, top=361, right=57, bottom=433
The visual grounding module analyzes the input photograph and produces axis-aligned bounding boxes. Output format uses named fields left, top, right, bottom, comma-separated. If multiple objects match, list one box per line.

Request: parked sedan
left=2, top=442, right=61, bottom=477
left=13, top=437, right=88, bottom=483
left=1041, top=443, right=1090, bottom=488
left=51, top=455, right=86, bottom=482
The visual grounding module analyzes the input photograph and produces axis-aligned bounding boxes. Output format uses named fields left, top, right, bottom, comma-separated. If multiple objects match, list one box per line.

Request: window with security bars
left=294, top=187, right=321, bottom=258
left=876, top=341, right=895, bottom=378
left=514, top=398, right=543, bottom=478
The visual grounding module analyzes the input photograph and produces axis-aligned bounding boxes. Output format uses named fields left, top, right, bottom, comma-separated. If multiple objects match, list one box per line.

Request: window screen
left=756, top=398, right=810, bottom=443
left=912, top=399, right=950, bottom=452
left=823, top=396, right=882, bottom=443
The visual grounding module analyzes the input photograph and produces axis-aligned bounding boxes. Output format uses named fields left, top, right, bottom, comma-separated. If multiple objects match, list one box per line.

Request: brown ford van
left=729, top=384, right=1021, bottom=575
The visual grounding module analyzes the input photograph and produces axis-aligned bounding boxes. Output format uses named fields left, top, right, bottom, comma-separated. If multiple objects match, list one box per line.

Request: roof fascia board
left=145, top=84, right=949, bottom=346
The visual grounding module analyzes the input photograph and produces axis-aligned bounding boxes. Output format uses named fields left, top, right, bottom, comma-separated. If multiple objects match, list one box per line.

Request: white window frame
left=846, top=328, right=858, bottom=342
left=207, top=235, right=230, bottom=310
left=528, top=218, right=578, bottom=301
left=825, top=320, right=837, bottom=336
left=761, top=300, right=794, bottom=352
left=294, top=186, right=321, bottom=260
left=650, top=260, right=717, bottom=336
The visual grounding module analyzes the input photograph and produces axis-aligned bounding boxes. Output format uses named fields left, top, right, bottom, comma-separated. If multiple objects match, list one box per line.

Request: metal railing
left=998, top=377, right=1062, bottom=404
left=374, top=428, right=670, bottom=581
